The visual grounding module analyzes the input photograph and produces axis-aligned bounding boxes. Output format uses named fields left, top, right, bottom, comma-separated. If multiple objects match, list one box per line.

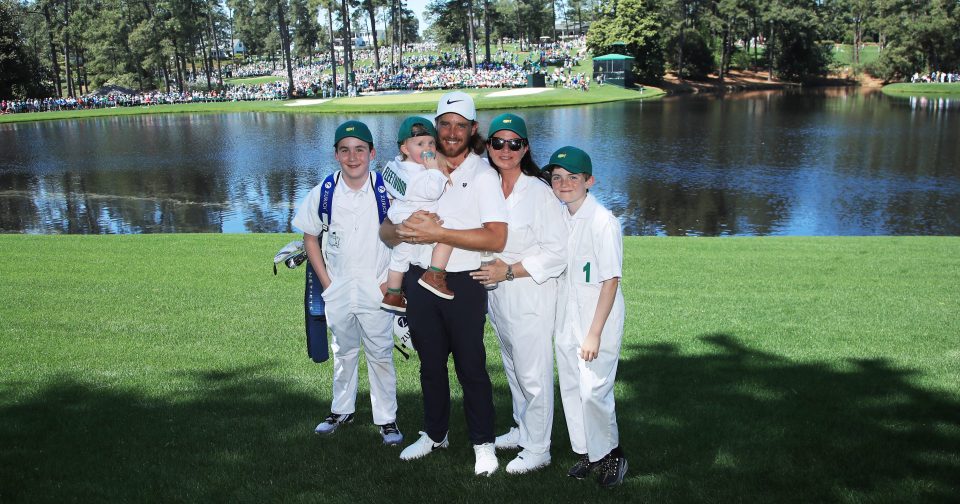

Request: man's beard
left=438, top=137, right=469, bottom=158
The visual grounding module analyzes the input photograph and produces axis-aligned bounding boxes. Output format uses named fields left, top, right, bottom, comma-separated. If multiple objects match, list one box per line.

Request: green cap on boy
left=396, top=116, right=438, bottom=145
left=334, top=120, right=374, bottom=146
left=544, top=146, right=592, bottom=176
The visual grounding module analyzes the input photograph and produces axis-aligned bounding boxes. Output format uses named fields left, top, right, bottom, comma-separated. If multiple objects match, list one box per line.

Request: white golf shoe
left=399, top=431, right=448, bottom=461
left=494, top=426, right=520, bottom=450
left=473, top=442, right=498, bottom=476
left=505, top=449, right=551, bottom=474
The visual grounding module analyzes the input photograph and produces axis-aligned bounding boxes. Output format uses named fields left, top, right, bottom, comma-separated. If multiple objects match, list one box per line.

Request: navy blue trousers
left=404, top=265, right=495, bottom=445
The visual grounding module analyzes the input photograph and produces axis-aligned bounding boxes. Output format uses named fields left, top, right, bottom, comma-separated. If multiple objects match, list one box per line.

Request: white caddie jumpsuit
left=554, top=193, right=626, bottom=463
left=488, top=174, right=567, bottom=455
left=292, top=173, right=398, bottom=425
left=381, top=155, right=448, bottom=273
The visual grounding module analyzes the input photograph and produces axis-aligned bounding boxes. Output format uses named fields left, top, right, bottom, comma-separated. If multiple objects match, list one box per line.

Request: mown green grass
left=882, top=82, right=960, bottom=97
left=0, top=84, right=661, bottom=124
left=224, top=76, right=286, bottom=86
left=1, top=235, right=957, bottom=503
left=829, top=44, right=882, bottom=67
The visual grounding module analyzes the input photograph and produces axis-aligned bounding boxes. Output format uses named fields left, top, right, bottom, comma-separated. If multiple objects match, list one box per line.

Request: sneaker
left=495, top=426, right=520, bottom=450
left=418, top=269, right=455, bottom=300
left=400, top=431, right=449, bottom=460
left=567, top=453, right=597, bottom=479
left=379, top=421, right=404, bottom=446
left=314, top=412, right=354, bottom=435
left=505, top=449, right=551, bottom=474
left=473, top=442, right=498, bottom=476
left=596, top=451, right=628, bottom=488
left=380, top=291, right=407, bottom=313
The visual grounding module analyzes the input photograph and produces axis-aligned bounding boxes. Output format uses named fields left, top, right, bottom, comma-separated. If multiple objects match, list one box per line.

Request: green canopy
left=592, top=53, right=635, bottom=88
left=593, top=54, right=634, bottom=61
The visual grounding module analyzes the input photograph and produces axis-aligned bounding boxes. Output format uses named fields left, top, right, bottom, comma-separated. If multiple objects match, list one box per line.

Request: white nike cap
left=435, top=91, right=476, bottom=121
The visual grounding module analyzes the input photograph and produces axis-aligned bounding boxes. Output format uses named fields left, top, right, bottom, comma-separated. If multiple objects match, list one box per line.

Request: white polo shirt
left=292, top=173, right=391, bottom=283
left=411, top=153, right=508, bottom=272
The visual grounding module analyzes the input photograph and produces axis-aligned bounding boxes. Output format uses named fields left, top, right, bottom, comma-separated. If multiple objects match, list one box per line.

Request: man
left=381, top=92, right=508, bottom=476
left=293, top=120, right=403, bottom=446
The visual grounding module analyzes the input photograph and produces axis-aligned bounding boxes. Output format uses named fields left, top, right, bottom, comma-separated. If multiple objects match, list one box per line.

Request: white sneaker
left=494, top=426, right=520, bottom=450
left=400, top=431, right=448, bottom=461
left=379, top=422, right=403, bottom=446
left=473, top=442, right=498, bottom=476
left=505, top=449, right=551, bottom=474
left=314, top=412, right=354, bottom=435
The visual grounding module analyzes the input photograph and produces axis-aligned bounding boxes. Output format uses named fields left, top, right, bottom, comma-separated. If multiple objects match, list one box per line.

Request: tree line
left=2, top=0, right=959, bottom=99
left=1, top=0, right=420, bottom=99
left=581, top=0, right=959, bottom=84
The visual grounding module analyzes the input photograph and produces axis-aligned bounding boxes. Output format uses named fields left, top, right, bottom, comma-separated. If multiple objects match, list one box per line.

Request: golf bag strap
left=305, top=171, right=389, bottom=317
left=371, top=170, right=390, bottom=224
left=306, top=172, right=338, bottom=317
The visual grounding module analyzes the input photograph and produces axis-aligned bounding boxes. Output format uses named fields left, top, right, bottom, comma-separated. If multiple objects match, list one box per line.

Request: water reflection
left=565, top=90, right=960, bottom=236
left=907, top=95, right=955, bottom=112
left=0, top=90, right=958, bottom=236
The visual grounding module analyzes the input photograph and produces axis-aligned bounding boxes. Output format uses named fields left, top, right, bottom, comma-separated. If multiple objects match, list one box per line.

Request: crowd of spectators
left=910, top=70, right=959, bottom=83
left=1, top=38, right=590, bottom=114
left=0, top=82, right=288, bottom=113
left=227, top=61, right=283, bottom=78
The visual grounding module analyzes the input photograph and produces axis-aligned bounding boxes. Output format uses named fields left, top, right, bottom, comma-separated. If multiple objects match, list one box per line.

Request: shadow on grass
left=2, top=335, right=958, bottom=503
left=616, top=334, right=960, bottom=502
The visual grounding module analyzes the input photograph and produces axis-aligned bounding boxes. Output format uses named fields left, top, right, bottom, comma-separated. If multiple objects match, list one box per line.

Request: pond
left=1, top=88, right=958, bottom=235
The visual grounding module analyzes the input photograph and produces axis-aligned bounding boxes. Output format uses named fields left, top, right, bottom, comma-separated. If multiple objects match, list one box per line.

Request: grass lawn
left=1, top=235, right=957, bottom=503
left=882, top=82, right=960, bottom=97
left=224, top=76, right=287, bottom=86
left=0, top=85, right=660, bottom=124
left=829, top=44, right=882, bottom=67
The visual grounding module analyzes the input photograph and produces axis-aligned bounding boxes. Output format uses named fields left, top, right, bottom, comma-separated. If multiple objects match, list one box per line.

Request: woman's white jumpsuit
left=488, top=175, right=568, bottom=455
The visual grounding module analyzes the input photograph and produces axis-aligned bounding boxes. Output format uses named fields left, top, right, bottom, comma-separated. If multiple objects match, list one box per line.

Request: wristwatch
left=505, top=264, right=515, bottom=281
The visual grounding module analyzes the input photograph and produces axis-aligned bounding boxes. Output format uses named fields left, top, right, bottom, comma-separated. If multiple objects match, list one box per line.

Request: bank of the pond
left=882, top=82, right=960, bottom=97
left=1, top=234, right=957, bottom=503
left=660, top=69, right=801, bottom=94
left=0, top=85, right=662, bottom=124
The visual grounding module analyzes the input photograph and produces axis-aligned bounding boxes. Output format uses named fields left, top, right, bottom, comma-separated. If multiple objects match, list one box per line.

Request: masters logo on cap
left=334, top=120, right=374, bottom=147
left=435, top=91, right=476, bottom=121
left=487, top=113, right=528, bottom=139
left=544, top=146, right=592, bottom=176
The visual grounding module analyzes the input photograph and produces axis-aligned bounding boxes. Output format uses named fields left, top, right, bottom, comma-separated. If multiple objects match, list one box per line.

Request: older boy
left=545, top=146, right=627, bottom=487
left=292, top=120, right=403, bottom=446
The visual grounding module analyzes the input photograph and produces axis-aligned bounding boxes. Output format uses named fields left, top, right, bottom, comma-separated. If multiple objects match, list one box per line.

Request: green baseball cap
left=487, top=113, right=528, bottom=139
left=334, top=120, right=374, bottom=146
left=396, top=116, right=438, bottom=144
left=544, top=146, right=592, bottom=176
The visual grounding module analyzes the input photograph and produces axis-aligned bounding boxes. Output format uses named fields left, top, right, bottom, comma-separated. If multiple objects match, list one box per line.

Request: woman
left=471, top=113, right=567, bottom=474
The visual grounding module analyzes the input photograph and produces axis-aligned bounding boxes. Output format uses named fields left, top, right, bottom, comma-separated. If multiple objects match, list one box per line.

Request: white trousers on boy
left=555, top=324, right=622, bottom=462
left=326, top=287, right=397, bottom=425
